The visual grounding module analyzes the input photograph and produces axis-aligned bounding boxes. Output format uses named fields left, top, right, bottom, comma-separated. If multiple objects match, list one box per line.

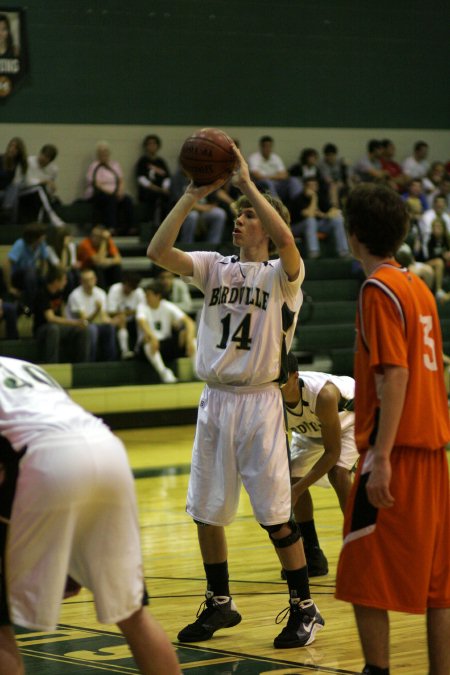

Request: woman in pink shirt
left=85, top=141, right=136, bottom=235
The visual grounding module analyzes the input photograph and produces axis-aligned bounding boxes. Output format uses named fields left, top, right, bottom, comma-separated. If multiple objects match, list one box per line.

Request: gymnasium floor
left=20, top=425, right=441, bottom=674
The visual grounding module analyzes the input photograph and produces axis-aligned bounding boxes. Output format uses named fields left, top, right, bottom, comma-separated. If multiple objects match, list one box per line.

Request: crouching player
left=0, top=356, right=181, bottom=675
left=281, top=351, right=358, bottom=576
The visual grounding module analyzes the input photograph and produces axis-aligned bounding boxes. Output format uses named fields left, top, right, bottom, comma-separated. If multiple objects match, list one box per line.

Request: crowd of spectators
left=1, top=133, right=448, bottom=248
left=0, top=219, right=196, bottom=379
left=1, top=132, right=450, bottom=371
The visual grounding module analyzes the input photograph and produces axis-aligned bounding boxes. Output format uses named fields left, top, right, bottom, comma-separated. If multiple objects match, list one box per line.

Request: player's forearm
left=240, top=179, right=294, bottom=249
left=147, top=193, right=196, bottom=261
left=292, top=449, right=338, bottom=498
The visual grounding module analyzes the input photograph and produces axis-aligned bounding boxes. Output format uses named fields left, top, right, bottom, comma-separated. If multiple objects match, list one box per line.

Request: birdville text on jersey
left=209, top=285, right=270, bottom=310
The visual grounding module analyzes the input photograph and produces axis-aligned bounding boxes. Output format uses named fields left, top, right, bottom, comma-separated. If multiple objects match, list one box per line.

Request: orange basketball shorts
left=335, top=446, right=450, bottom=613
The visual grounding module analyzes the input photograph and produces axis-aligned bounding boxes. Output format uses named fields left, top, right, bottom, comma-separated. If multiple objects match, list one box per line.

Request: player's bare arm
left=366, top=364, right=409, bottom=509
left=291, top=383, right=342, bottom=501
left=147, top=178, right=225, bottom=276
left=232, top=145, right=301, bottom=281
left=180, top=315, right=196, bottom=356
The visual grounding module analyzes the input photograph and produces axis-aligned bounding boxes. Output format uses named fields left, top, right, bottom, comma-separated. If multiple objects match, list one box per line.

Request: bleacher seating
left=2, top=220, right=450, bottom=396
left=54, top=200, right=150, bottom=235
left=293, top=258, right=450, bottom=376
left=292, top=258, right=360, bottom=375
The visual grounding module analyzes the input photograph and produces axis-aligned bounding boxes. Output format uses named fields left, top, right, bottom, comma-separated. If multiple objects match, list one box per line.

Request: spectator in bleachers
left=33, top=266, right=90, bottom=363
left=290, top=177, right=350, bottom=258
left=422, top=161, right=446, bottom=208
left=85, top=141, right=136, bottom=235
left=423, top=216, right=450, bottom=303
left=77, top=224, right=122, bottom=289
left=419, top=194, right=450, bottom=262
left=169, top=166, right=227, bottom=245
left=248, top=135, right=301, bottom=208
left=135, top=134, right=171, bottom=223
left=3, top=222, right=50, bottom=309
left=438, top=174, right=450, bottom=210
left=107, top=270, right=145, bottom=359
left=402, top=140, right=430, bottom=180
left=46, top=224, right=81, bottom=297
left=380, top=139, right=408, bottom=191
left=154, top=266, right=193, bottom=315
left=395, top=243, right=436, bottom=292
left=318, top=143, right=350, bottom=208
left=352, top=139, right=389, bottom=184
left=401, top=178, right=428, bottom=227
left=289, top=147, right=323, bottom=184
left=136, top=279, right=196, bottom=384
left=0, top=137, right=27, bottom=223
left=66, top=269, right=117, bottom=361
left=397, top=189, right=445, bottom=298
left=19, top=144, right=65, bottom=226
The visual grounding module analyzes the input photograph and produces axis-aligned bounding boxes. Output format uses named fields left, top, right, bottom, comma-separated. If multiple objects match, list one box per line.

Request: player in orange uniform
left=335, top=183, right=450, bottom=675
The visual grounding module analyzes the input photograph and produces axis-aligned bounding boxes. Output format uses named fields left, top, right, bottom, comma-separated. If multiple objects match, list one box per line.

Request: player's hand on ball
left=231, top=144, right=251, bottom=189
left=185, top=177, right=227, bottom=200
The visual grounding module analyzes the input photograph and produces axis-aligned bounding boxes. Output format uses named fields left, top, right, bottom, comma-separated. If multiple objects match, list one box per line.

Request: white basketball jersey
left=286, top=370, right=355, bottom=439
left=183, top=252, right=304, bottom=385
left=0, top=357, right=105, bottom=451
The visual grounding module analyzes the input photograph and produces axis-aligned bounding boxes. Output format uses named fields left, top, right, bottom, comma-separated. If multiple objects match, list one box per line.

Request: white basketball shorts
left=7, top=429, right=144, bottom=631
left=290, top=411, right=358, bottom=486
left=186, top=383, right=292, bottom=526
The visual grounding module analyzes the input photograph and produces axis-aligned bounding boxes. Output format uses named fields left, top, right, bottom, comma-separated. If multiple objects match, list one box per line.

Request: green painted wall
left=2, top=0, right=449, bottom=129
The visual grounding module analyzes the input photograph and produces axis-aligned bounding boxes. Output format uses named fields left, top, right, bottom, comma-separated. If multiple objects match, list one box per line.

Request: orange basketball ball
left=179, top=128, right=237, bottom=186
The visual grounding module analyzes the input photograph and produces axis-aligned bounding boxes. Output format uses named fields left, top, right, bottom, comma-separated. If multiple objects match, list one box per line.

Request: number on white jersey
left=216, top=313, right=252, bottom=350
left=0, top=362, right=62, bottom=391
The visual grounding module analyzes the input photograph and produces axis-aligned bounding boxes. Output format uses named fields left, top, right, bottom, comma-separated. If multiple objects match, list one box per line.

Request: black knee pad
left=260, top=519, right=301, bottom=548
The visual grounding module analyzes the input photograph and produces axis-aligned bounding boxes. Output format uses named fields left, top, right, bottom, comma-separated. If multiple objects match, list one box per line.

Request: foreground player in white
left=282, top=351, right=358, bottom=577
left=147, top=145, right=324, bottom=649
left=0, top=356, right=181, bottom=675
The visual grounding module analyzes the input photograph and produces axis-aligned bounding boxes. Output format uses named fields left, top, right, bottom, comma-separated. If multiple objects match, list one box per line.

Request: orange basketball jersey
left=354, top=261, right=450, bottom=452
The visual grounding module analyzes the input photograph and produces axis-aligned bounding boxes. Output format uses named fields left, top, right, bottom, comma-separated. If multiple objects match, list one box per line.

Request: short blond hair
left=231, top=193, right=290, bottom=254
left=232, top=193, right=291, bottom=225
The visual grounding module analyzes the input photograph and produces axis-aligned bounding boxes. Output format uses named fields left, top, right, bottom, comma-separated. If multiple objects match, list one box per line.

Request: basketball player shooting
left=147, top=142, right=325, bottom=649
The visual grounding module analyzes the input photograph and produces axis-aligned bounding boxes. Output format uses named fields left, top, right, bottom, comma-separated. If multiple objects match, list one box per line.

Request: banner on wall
left=0, top=7, right=28, bottom=98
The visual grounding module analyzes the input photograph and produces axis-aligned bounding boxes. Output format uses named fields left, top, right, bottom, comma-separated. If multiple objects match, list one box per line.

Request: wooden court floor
left=20, top=425, right=445, bottom=674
